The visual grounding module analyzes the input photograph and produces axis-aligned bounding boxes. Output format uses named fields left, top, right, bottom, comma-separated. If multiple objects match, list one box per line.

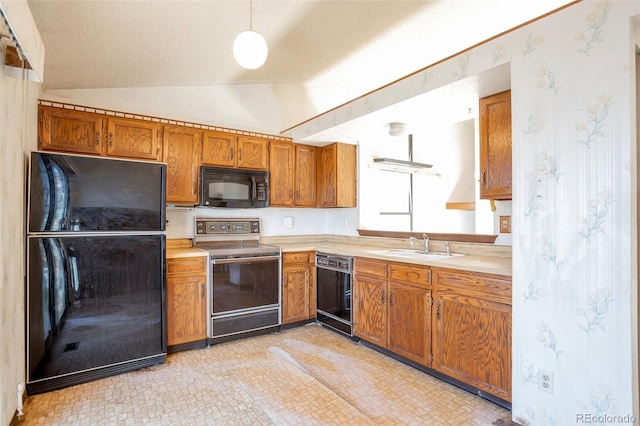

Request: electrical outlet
left=499, top=215, right=511, bottom=233
left=538, top=369, right=554, bottom=394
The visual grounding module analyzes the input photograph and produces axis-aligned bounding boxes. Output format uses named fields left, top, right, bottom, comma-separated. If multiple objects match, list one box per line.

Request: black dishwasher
left=315, top=253, right=353, bottom=336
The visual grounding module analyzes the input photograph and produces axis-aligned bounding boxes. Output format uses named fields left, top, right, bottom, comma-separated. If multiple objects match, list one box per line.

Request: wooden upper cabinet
left=269, top=141, right=295, bottom=207
left=237, top=136, right=269, bottom=169
left=39, top=105, right=104, bottom=155
left=202, top=130, right=237, bottom=167
left=202, top=132, right=268, bottom=170
left=106, top=117, right=162, bottom=161
left=163, top=126, right=202, bottom=205
left=317, top=142, right=357, bottom=208
left=479, top=90, right=512, bottom=200
left=294, top=144, right=317, bottom=207
left=38, top=105, right=164, bottom=161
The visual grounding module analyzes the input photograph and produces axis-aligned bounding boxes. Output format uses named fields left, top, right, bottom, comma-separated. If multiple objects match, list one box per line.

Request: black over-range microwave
left=200, top=166, right=269, bottom=208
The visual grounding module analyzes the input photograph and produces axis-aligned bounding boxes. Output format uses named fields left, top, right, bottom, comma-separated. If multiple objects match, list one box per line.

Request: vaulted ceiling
left=27, top=1, right=573, bottom=92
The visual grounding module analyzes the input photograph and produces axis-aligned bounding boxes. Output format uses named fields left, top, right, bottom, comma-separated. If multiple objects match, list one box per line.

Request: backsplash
left=165, top=207, right=360, bottom=239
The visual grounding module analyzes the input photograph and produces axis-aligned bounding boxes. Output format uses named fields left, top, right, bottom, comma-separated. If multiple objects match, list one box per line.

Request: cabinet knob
left=381, top=288, right=385, bottom=305
left=389, top=290, right=394, bottom=307
left=200, top=282, right=205, bottom=298
left=109, top=132, right=113, bottom=147
left=435, top=300, right=442, bottom=320
left=238, top=149, right=242, bottom=161
left=482, top=170, right=487, bottom=187
left=230, top=148, right=234, bottom=160
left=95, top=131, right=101, bottom=146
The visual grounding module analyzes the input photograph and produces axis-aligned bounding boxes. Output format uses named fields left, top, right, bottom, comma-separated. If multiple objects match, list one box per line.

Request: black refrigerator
left=26, top=151, right=167, bottom=395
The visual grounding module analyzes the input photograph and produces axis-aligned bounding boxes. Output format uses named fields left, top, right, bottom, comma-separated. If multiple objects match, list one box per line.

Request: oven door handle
left=211, top=255, right=281, bottom=265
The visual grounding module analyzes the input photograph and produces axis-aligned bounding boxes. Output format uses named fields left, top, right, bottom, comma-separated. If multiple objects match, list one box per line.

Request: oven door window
left=212, top=258, right=279, bottom=314
left=316, top=268, right=351, bottom=321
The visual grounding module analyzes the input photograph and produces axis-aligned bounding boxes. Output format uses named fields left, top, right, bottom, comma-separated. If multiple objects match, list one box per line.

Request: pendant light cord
left=249, top=0, right=253, bottom=31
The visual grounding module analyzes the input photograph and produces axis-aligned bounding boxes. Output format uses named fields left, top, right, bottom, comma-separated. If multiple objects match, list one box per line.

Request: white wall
left=166, top=207, right=358, bottom=239
left=41, top=84, right=351, bottom=137
left=0, top=31, right=40, bottom=426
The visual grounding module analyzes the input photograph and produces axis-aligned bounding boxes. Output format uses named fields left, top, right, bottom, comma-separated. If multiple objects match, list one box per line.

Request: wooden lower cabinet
left=353, top=258, right=432, bottom=367
left=432, top=268, right=512, bottom=402
left=166, top=256, right=208, bottom=348
left=281, top=251, right=316, bottom=324
left=387, top=281, right=431, bottom=366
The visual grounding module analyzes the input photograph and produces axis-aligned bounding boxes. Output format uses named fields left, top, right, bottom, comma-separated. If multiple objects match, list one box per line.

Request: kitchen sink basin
left=370, top=248, right=465, bottom=259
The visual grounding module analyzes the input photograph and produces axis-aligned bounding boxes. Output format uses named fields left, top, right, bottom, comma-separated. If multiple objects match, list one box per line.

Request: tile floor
left=17, top=324, right=512, bottom=425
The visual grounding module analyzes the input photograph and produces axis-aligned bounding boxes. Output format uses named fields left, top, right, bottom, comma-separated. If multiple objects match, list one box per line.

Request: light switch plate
left=499, top=216, right=511, bottom=233
left=284, top=216, right=294, bottom=229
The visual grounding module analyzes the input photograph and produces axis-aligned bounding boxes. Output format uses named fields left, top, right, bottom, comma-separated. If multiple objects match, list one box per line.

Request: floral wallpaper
left=290, top=1, right=639, bottom=424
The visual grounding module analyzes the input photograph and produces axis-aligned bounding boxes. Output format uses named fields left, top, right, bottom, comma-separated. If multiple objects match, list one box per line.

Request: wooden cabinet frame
left=166, top=256, right=208, bottom=348
left=281, top=251, right=316, bottom=324
left=432, top=267, right=512, bottom=401
left=479, top=90, right=512, bottom=200
left=353, top=258, right=432, bottom=366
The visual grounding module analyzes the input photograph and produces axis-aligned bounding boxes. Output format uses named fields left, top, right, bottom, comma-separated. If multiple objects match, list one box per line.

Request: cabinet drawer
left=283, top=251, right=313, bottom=265
left=389, top=263, right=431, bottom=288
left=354, top=258, right=388, bottom=278
left=434, top=268, right=511, bottom=305
left=167, top=257, right=207, bottom=275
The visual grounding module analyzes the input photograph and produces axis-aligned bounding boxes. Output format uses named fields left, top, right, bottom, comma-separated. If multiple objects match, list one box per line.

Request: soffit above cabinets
left=292, top=63, right=511, bottom=146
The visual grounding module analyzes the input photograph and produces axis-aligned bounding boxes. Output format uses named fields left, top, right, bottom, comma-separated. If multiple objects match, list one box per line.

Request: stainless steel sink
left=370, top=248, right=465, bottom=259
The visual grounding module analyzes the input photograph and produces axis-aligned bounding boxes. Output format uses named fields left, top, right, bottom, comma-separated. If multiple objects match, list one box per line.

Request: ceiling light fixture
left=233, top=0, right=268, bottom=70
left=387, top=122, right=408, bottom=137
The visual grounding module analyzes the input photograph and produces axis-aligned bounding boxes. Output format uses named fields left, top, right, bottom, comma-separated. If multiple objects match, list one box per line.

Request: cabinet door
left=269, top=141, right=294, bottom=207
left=163, top=126, right=202, bottom=204
left=38, top=105, right=104, bottom=155
left=237, top=136, right=269, bottom=169
left=106, top=117, right=162, bottom=161
left=282, top=264, right=311, bottom=323
left=295, top=144, right=317, bottom=207
left=317, top=143, right=357, bottom=207
left=316, top=143, right=337, bottom=207
left=434, top=293, right=512, bottom=401
left=202, top=130, right=237, bottom=167
left=387, top=282, right=432, bottom=367
left=353, top=275, right=387, bottom=347
left=166, top=273, right=207, bottom=346
left=480, top=90, right=512, bottom=200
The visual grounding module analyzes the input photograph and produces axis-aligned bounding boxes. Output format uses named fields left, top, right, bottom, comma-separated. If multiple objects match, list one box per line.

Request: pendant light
left=233, top=0, right=268, bottom=70
left=387, top=122, right=408, bottom=137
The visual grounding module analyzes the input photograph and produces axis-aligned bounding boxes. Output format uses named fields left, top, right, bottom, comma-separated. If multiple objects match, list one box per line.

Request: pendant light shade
left=387, top=122, right=408, bottom=137
left=233, top=30, right=268, bottom=70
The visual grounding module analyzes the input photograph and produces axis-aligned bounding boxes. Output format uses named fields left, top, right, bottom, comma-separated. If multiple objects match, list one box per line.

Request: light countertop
left=276, top=242, right=511, bottom=277
left=166, top=247, right=208, bottom=259
left=167, top=237, right=512, bottom=277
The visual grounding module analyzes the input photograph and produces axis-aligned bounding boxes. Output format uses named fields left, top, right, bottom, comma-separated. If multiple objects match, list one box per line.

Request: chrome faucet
left=444, top=241, right=450, bottom=256
left=422, top=233, right=429, bottom=253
